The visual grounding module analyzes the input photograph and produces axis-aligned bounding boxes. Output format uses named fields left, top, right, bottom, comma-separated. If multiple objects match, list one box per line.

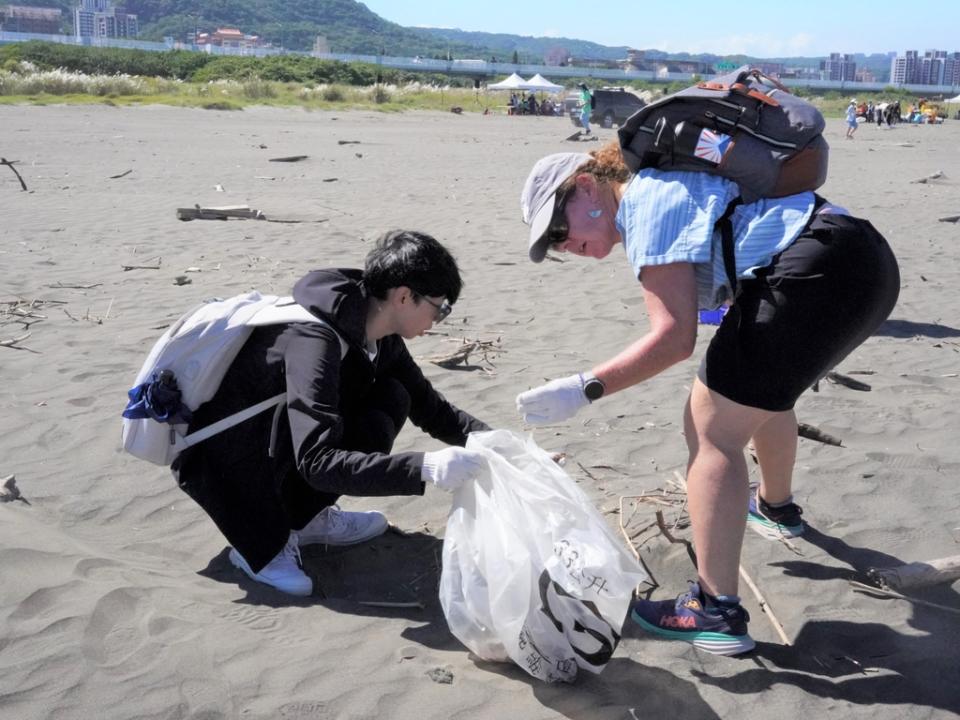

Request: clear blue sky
left=360, top=0, right=958, bottom=57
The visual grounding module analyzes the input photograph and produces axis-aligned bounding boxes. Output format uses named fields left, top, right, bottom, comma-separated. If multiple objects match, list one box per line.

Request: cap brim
left=527, top=195, right=555, bottom=263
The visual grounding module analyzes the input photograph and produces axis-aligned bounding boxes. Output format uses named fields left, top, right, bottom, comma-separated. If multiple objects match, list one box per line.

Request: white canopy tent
left=524, top=73, right=564, bottom=92
left=487, top=72, right=528, bottom=90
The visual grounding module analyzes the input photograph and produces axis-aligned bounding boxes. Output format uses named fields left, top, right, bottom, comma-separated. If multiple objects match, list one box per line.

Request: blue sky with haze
left=360, top=1, right=957, bottom=57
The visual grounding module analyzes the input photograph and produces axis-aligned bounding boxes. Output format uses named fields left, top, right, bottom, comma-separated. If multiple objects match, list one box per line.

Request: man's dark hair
left=363, top=230, right=463, bottom=303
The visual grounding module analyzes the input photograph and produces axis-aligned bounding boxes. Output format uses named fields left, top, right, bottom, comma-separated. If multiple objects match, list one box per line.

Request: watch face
left=584, top=379, right=604, bottom=401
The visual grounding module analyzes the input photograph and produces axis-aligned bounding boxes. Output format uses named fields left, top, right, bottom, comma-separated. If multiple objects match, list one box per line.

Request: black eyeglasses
left=545, top=187, right=573, bottom=249
left=415, top=294, right=452, bottom=323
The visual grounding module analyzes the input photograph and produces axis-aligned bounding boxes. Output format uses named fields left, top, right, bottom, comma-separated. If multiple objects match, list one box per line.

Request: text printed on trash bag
left=555, top=539, right=613, bottom=596
left=519, top=563, right=622, bottom=682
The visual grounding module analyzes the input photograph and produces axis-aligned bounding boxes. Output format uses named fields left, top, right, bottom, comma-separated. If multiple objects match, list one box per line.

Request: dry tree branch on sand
left=422, top=336, right=505, bottom=372
left=1, top=158, right=27, bottom=191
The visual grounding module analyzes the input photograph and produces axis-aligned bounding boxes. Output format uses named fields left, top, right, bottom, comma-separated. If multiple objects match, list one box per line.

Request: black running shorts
left=700, top=213, right=900, bottom=412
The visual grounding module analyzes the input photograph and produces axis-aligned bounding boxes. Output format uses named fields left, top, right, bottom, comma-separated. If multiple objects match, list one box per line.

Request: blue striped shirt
left=616, top=169, right=815, bottom=308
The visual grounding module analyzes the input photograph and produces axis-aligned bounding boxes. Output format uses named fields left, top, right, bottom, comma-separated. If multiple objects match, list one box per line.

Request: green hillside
left=417, top=27, right=629, bottom=62
left=8, top=0, right=892, bottom=79
left=10, top=0, right=502, bottom=56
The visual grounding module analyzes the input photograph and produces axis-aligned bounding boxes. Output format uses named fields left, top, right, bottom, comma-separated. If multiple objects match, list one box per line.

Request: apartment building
left=891, top=49, right=960, bottom=86
left=74, top=0, right=138, bottom=40
left=820, top=53, right=857, bottom=82
left=0, top=4, right=62, bottom=33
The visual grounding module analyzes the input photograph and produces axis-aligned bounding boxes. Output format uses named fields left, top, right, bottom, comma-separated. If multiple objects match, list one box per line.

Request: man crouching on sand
left=175, top=230, right=489, bottom=595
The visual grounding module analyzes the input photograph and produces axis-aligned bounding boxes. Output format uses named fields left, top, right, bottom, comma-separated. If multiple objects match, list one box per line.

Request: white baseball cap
left=520, top=152, right=592, bottom=262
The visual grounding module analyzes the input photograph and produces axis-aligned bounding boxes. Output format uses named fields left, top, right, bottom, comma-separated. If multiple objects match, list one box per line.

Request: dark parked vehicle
left=569, top=87, right=646, bottom=129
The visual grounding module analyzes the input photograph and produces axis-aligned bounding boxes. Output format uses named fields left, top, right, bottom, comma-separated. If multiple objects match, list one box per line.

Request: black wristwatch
left=582, top=373, right=606, bottom=402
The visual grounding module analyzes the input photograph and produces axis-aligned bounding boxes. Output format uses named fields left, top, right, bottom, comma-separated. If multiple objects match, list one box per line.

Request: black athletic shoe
left=747, top=490, right=804, bottom=539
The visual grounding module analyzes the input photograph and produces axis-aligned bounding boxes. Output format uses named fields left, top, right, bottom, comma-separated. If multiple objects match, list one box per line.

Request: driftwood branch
left=46, top=282, right=103, bottom=289
left=797, top=422, right=843, bottom=447
left=177, top=205, right=264, bottom=221
left=0, top=331, right=38, bottom=352
left=122, top=256, right=162, bottom=271
left=867, top=555, right=960, bottom=590
left=849, top=580, right=960, bottom=615
left=655, top=509, right=698, bottom=568
left=618, top=495, right=658, bottom=593
left=576, top=462, right=602, bottom=483
left=1, top=157, right=27, bottom=191
left=826, top=371, right=872, bottom=392
left=911, top=170, right=945, bottom=184
left=424, top=337, right=504, bottom=371
left=739, top=565, right=791, bottom=646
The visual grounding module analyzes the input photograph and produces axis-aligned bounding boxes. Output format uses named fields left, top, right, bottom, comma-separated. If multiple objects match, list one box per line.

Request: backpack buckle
left=731, top=82, right=780, bottom=107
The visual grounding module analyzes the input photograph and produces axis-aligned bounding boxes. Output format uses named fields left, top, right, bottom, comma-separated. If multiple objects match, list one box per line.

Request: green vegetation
left=0, top=47, right=495, bottom=112
left=0, top=41, right=929, bottom=119
left=0, top=41, right=479, bottom=86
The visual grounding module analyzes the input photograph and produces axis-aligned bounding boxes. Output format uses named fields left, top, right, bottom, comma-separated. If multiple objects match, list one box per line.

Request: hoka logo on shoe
left=660, top=615, right=696, bottom=629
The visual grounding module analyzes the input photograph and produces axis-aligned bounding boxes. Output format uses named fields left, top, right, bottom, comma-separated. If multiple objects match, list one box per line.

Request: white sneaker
left=297, top=505, right=388, bottom=547
left=229, top=533, right=312, bottom=596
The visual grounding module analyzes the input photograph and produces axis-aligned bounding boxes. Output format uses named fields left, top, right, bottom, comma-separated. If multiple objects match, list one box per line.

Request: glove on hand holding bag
left=422, top=447, right=486, bottom=491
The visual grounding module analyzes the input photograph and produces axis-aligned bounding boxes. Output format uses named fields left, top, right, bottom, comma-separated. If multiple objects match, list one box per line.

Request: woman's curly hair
left=555, top=139, right=632, bottom=197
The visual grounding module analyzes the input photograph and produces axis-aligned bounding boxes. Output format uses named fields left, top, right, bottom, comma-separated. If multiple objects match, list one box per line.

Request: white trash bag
left=439, top=430, right=647, bottom=683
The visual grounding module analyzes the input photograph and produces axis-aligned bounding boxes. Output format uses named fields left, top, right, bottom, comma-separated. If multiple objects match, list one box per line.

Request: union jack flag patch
left=694, top=129, right=732, bottom=164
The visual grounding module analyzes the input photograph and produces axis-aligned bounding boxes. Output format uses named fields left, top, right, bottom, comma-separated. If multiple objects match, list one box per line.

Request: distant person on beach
left=887, top=101, right=900, bottom=126
left=175, top=230, right=489, bottom=596
left=578, top=83, right=592, bottom=135
left=516, top=145, right=900, bottom=655
left=846, top=99, right=858, bottom=139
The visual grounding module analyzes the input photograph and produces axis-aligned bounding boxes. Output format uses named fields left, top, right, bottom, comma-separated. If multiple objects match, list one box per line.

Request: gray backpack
left=617, top=67, right=828, bottom=203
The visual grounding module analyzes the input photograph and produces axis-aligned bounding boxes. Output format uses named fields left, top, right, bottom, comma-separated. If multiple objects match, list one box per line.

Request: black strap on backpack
left=716, top=198, right=743, bottom=296
left=717, top=193, right=828, bottom=300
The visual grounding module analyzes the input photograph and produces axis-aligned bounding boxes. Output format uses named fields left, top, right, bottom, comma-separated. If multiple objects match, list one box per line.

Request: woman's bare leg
left=751, top=409, right=798, bottom=505
left=684, top=378, right=773, bottom=597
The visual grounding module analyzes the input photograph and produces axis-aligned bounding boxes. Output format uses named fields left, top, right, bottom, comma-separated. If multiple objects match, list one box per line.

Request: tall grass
left=0, top=63, right=489, bottom=112
left=0, top=64, right=151, bottom=96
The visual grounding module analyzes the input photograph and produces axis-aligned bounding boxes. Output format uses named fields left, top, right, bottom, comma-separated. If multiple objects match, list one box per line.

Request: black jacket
left=179, top=269, right=488, bottom=497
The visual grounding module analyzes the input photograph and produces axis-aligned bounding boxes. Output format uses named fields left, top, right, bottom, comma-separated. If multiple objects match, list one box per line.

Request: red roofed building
left=196, top=27, right=264, bottom=49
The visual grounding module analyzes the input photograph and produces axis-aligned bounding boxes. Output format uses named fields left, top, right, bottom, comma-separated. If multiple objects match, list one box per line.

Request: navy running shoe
left=747, top=490, right=804, bottom=540
left=630, top=582, right=755, bottom=656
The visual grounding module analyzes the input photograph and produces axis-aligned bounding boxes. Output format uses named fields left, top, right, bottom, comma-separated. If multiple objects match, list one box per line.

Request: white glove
left=516, top=373, right=589, bottom=424
left=421, top=447, right=486, bottom=492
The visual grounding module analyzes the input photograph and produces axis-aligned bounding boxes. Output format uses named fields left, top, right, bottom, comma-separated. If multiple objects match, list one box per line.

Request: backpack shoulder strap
left=247, top=297, right=349, bottom=359
left=178, top=392, right=287, bottom=452
left=177, top=298, right=350, bottom=454
left=715, top=198, right=744, bottom=296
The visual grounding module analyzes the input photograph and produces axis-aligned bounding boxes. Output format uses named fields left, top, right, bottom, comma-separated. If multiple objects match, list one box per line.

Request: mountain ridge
left=9, top=0, right=893, bottom=78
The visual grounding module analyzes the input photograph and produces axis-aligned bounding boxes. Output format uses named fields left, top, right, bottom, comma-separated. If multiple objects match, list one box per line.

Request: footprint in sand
left=81, top=587, right=145, bottom=665
left=219, top=605, right=306, bottom=647
left=864, top=451, right=942, bottom=470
